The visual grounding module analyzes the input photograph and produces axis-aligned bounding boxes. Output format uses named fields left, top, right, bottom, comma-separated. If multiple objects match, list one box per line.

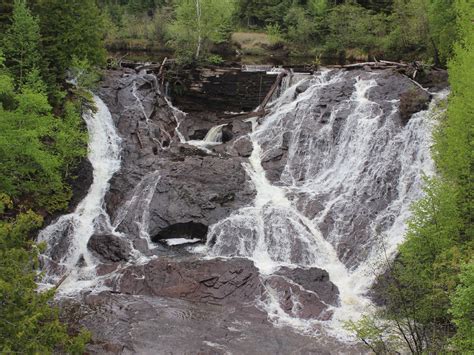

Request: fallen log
left=257, top=70, right=288, bottom=112
left=136, top=63, right=162, bottom=72
left=54, top=273, right=70, bottom=290
left=380, top=60, right=408, bottom=67
left=326, top=61, right=409, bottom=70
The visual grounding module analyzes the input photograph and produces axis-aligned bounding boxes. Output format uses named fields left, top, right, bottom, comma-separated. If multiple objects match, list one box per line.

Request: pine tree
left=2, top=0, right=41, bottom=86
left=34, top=0, right=106, bottom=84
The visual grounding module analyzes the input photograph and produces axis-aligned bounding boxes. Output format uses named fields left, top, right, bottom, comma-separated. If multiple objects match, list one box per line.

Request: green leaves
left=0, top=68, right=87, bottom=212
left=35, top=0, right=106, bottom=85
left=2, top=0, right=41, bottom=86
left=167, top=0, right=236, bottom=64
left=449, top=261, right=474, bottom=352
left=0, top=211, right=90, bottom=353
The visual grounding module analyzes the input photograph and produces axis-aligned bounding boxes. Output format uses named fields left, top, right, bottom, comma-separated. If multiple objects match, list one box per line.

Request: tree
left=388, top=0, right=457, bottom=65
left=2, top=0, right=42, bottom=86
left=435, top=0, right=474, bottom=241
left=0, top=208, right=90, bottom=353
left=449, top=262, right=474, bottom=352
left=34, top=0, right=106, bottom=84
left=284, top=5, right=319, bottom=54
left=325, top=2, right=389, bottom=60
left=236, top=0, right=293, bottom=27
left=0, top=0, right=14, bottom=32
left=0, top=65, right=87, bottom=212
left=167, top=0, right=236, bottom=63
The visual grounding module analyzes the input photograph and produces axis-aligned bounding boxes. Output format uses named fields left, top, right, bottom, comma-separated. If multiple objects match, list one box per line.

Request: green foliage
left=325, top=2, right=389, bottom=59
left=34, top=0, right=106, bottom=84
left=284, top=5, right=318, bottom=54
left=237, top=0, right=293, bottom=27
left=2, top=0, right=42, bottom=86
left=167, top=0, right=236, bottom=64
left=449, top=261, right=474, bottom=352
left=388, top=0, right=457, bottom=64
left=307, top=0, right=328, bottom=16
left=0, top=2, right=98, bottom=352
left=348, top=2, right=474, bottom=352
left=265, top=23, right=284, bottom=45
left=344, top=315, right=398, bottom=353
left=69, top=56, right=101, bottom=91
left=0, top=210, right=91, bottom=353
left=207, top=54, right=224, bottom=65
left=435, top=0, right=474, bottom=242
left=0, top=69, right=87, bottom=212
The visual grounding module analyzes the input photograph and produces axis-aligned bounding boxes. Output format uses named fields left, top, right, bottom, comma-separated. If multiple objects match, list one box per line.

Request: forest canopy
left=97, top=0, right=462, bottom=65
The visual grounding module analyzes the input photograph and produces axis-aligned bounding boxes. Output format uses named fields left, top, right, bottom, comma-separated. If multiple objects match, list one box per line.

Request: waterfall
left=112, top=170, right=161, bottom=250
left=203, top=123, right=226, bottom=143
left=203, top=70, right=444, bottom=336
left=183, top=123, right=228, bottom=153
left=38, top=95, right=122, bottom=293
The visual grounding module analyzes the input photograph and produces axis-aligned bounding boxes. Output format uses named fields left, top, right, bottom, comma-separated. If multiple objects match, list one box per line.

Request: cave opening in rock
left=152, top=222, right=209, bottom=246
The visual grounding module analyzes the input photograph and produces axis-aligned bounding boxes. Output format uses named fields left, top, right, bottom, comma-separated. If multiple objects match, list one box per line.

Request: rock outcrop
left=88, top=234, right=131, bottom=262
left=98, top=70, right=255, bottom=255
left=51, top=65, right=439, bottom=354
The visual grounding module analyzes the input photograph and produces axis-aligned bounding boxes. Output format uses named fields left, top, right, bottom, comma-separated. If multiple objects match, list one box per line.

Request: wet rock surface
left=256, top=69, right=435, bottom=268
left=88, top=234, right=131, bottom=262
left=61, top=292, right=364, bottom=355
left=274, top=266, right=339, bottom=306
left=67, top=158, right=94, bottom=212
left=114, top=257, right=263, bottom=304
left=53, top=66, right=437, bottom=353
left=98, top=70, right=255, bottom=255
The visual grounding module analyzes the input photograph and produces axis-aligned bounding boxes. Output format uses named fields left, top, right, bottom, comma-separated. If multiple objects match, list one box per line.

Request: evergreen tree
left=2, top=0, right=42, bottom=86
left=0, top=208, right=90, bottom=353
left=34, top=0, right=106, bottom=84
left=0, top=0, right=14, bottom=31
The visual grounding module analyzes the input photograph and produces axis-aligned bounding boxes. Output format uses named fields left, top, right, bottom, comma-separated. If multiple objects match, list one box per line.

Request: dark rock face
left=67, top=158, right=93, bottom=212
left=399, top=88, right=431, bottom=123
left=263, top=266, right=340, bottom=321
left=111, top=256, right=339, bottom=322
left=87, top=234, right=131, bottom=262
left=98, top=70, right=255, bottom=256
left=231, top=136, right=253, bottom=157
left=275, top=266, right=339, bottom=306
left=114, top=257, right=263, bottom=305
left=152, top=221, right=208, bottom=243
left=166, top=67, right=277, bottom=113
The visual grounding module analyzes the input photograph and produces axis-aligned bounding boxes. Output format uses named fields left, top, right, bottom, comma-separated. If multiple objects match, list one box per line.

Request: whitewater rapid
left=38, top=95, right=122, bottom=293
left=204, top=70, right=444, bottom=336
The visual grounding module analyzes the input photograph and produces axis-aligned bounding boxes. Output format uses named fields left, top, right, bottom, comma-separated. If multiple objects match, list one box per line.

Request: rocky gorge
left=38, top=64, right=447, bottom=354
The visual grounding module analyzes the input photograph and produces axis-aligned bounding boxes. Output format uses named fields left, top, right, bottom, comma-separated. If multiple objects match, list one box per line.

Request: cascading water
left=112, top=170, right=161, bottom=250
left=202, top=70, right=444, bottom=336
left=185, top=123, right=227, bottom=152
left=37, top=67, right=447, bottom=351
left=38, top=95, right=122, bottom=293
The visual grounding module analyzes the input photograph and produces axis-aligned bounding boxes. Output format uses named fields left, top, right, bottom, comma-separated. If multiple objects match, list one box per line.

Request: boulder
left=274, top=266, right=339, bottom=306
left=87, top=234, right=131, bottom=262
left=399, top=88, right=431, bottom=123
